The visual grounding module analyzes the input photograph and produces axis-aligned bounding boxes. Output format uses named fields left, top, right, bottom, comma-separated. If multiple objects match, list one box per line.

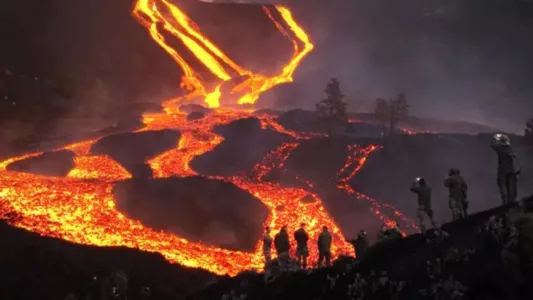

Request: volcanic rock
left=187, top=111, right=206, bottom=121
left=0, top=221, right=214, bottom=300
left=283, top=137, right=358, bottom=183
left=179, top=104, right=213, bottom=115
left=276, top=109, right=323, bottom=133
left=300, top=194, right=317, bottom=204
left=253, top=108, right=282, bottom=116
left=113, top=176, right=269, bottom=251
left=6, top=149, right=76, bottom=177
left=90, top=130, right=180, bottom=178
left=190, top=117, right=293, bottom=176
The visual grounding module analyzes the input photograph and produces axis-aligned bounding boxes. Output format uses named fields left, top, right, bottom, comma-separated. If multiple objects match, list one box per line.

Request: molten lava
left=132, top=0, right=313, bottom=108
left=0, top=0, right=414, bottom=276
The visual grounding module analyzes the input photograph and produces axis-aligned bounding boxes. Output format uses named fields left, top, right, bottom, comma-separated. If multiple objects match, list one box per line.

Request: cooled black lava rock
left=187, top=111, right=205, bottom=121
left=179, top=104, right=213, bottom=115
left=113, top=176, right=269, bottom=252
left=90, top=130, right=180, bottom=178
left=6, top=149, right=76, bottom=177
left=190, top=117, right=293, bottom=176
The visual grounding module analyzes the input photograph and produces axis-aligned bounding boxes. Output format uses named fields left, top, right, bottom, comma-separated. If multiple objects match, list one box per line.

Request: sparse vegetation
left=374, top=93, right=410, bottom=137
left=315, top=78, right=347, bottom=134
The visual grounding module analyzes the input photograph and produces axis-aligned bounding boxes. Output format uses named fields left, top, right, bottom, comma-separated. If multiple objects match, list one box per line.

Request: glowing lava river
left=0, top=0, right=415, bottom=276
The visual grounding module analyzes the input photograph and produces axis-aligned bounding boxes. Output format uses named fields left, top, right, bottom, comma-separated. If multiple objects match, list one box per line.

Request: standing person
left=262, top=226, right=273, bottom=268
left=444, top=169, right=468, bottom=220
left=317, top=226, right=332, bottom=267
left=377, top=225, right=389, bottom=242
left=294, top=223, right=309, bottom=269
left=274, top=226, right=290, bottom=269
left=410, top=177, right=436, bottom=232
left=491, top=134, right=519, bottom=204
left=386, top=224, right=403, bottom=240
left=347, top=230, right=369, bottom=259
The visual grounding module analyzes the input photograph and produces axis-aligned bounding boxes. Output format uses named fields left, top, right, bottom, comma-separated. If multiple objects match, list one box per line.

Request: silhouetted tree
left=315, top=78, right=347, bottom=134
left=373, top=93, right=409, bottom=137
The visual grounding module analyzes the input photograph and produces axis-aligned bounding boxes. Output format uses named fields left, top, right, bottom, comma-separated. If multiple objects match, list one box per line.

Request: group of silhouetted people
left=409, top=133, right=521, bottom=232
left=262, top=224, right=332, bottom=270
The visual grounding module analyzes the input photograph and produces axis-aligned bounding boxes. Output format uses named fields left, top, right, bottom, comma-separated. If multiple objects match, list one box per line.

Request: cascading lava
left=0, top=0, right=415, bottom=276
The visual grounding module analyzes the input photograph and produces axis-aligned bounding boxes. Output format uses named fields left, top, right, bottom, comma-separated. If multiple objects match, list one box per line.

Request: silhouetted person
left=444, top=169, right=468, bottom=220
left=377, top=225, right=388, bottom=242
left=348, top=230, right=369, bottom=259
left=385, top=224, right=403, bottom=240
left=317, top=226, right=332, bottom=267
left=262, top=226, right=273, bottom=268
left=491, top=134, right=519, bottom=204
left=274, top=226, right=290, bottom=267
left=410, top=177, right=436, bottom=232
left=294, top=223, right=309, bottom=269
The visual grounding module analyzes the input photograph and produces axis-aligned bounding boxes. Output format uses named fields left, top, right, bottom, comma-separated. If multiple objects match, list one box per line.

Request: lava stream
left=132, top=0, right=313, bottom=108
left=336, top=145, right=418, bottom=231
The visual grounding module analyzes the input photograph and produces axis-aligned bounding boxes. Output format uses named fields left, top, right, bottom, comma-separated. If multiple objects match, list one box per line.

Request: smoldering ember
left=1, top=0, right=533, bottom=299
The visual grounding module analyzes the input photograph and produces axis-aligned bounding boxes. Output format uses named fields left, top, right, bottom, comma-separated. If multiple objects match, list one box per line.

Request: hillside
left=187, top=201, right=533, bottom=300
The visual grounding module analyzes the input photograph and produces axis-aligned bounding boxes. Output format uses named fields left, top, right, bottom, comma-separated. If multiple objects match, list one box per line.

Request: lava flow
left=0, top=0, right=413, bottom=276
left=132, top=0, right=313, bottom=108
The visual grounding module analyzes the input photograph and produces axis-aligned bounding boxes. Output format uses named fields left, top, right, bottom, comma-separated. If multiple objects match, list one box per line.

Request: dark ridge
left=5, top=149, right=76, bottom=177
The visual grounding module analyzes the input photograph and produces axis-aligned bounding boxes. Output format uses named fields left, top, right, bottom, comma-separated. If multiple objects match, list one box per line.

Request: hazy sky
left=200, top=0, right=533, bottom=133
left=3, top=0, right=532, bottom=133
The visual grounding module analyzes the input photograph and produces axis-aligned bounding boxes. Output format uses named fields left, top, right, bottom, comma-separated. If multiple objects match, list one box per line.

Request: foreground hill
left=187, top=201, right=533, bottom=300
left=0, top=221, right=215, bottom=300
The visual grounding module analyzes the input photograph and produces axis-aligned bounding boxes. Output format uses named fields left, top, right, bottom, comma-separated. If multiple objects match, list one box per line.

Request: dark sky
left=218, top=0, right=533, bottom=133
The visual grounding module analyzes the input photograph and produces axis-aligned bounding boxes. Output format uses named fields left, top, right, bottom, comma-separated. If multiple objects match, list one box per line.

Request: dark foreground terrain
left=1, top=196, right=532, bottom=300
left=0, top=221, right=215, bottom=300
left=188, top=197, right=533, bottom=300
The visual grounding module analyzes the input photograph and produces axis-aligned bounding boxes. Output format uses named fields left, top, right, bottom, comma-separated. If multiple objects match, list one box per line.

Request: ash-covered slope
left=0, top=221, right=215, bottom=300
left=276, top=132, right=533, bottom=236
left=187, top=202, right=533, bottom=300
left=113, top=176, right=269, bottom=251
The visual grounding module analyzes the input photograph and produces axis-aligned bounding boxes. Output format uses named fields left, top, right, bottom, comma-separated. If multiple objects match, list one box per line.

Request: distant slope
left=348, top=112, right=501, bottom=134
